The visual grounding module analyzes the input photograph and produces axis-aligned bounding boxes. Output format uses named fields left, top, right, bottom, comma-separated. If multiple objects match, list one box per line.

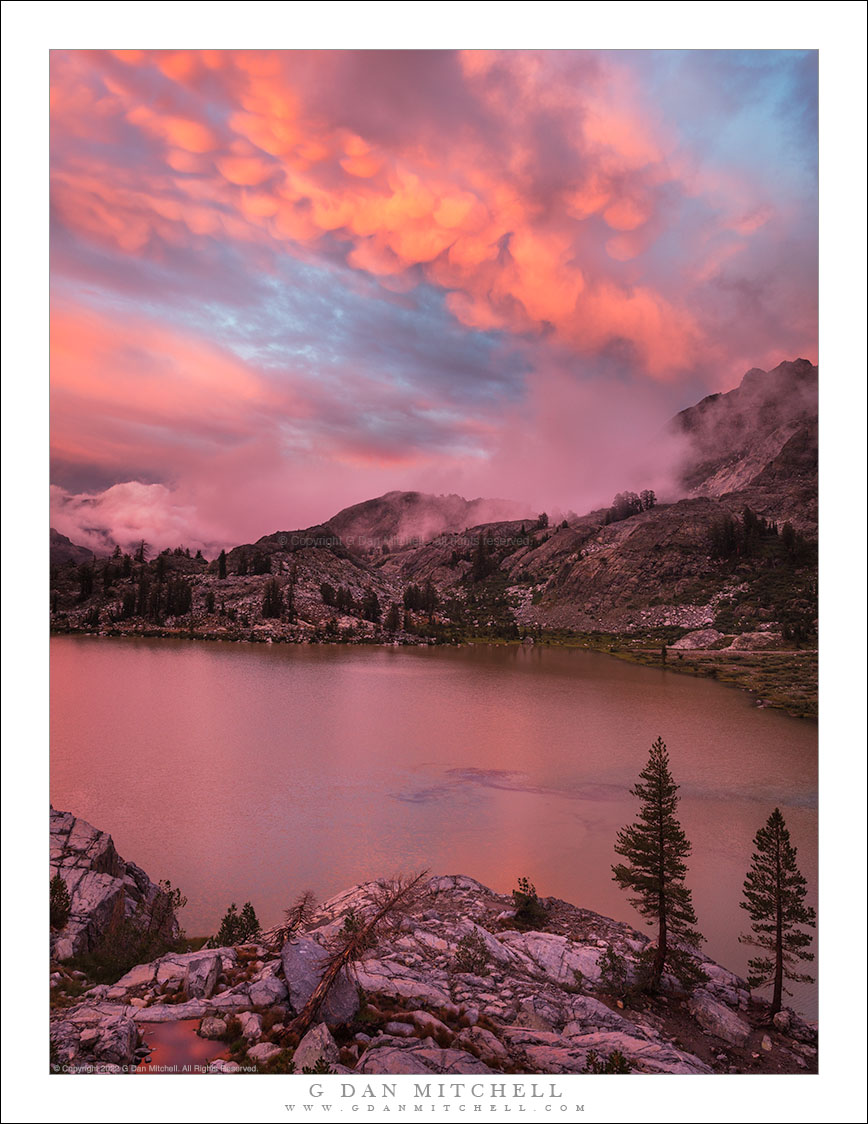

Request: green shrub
left=69, top=882, right=186, bottom=984
left=301, top=1056, right=335, bottom=1075
left=598, top=946, right=629, bottom=997
left=583, top=1049, right=633, bottom=1074
left=50, top=875, right=71, bottom=930
left=215, top=901, right=261, bottom=946
left=338, top=908, right=375, bottom=952
left=511, top=877, right=549, bottom=928
left=451, top=931, right=491, bottom=976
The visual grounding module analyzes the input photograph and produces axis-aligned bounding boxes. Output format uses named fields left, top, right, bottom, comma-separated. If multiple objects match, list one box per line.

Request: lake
left=50, top=635, right=818, bottom=1017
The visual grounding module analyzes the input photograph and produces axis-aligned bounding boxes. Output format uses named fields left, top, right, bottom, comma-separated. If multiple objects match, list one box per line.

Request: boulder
left=357, top=1044, right=495, bottom=1075
left=455, top=1026, right=510, bottom=1064
left=247, top=1042, right=282, bottom=1065
left=247, top=973, right=288, bottom=1007
left=207, top=1059, right=242, bottom=1073
left=280, top=937, right=359, bottom=1024
left=354, top=959, right=451, bottom=1007
left=51, top=1011, right=141, bottom=1069
left=198, top=1017, right=227, bottom=1040
left=688, top=990, right=752, bottom=1046
left=499, top=931, right=603, bottom=986
left=293, top=1022, right=339, bottom=1071
left=185, top=954, right=220, bottom=999
left=670, top=629, right=726, bottom=650
left=238, top=1011, right=263, bottom=1041
left=407, top=1010, right=453, bottom=1040
left=729, top=631, right=784, bottom=650
left=132, top=999, right=210, bottom=1023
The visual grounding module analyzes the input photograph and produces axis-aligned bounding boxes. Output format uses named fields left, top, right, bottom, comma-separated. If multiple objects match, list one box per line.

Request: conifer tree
left=739, top=808, right=816, bottom=1015
left=612, top=736, right=703, bottom=990
left=50, top=874, right=71, bottom=929
left=261, top=577, right=284, bottom=619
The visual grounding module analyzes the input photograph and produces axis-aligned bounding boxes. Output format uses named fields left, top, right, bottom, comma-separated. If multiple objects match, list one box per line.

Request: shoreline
left=49, top=626, right=818, bottom=720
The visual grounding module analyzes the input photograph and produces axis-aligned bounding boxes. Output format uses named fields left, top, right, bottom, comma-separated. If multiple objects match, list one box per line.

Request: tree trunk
left=772, top=835, right=783, bottom=1014
left=654, top=799, right=667, bottom=990
left=653, top=916, right=667, bottom=990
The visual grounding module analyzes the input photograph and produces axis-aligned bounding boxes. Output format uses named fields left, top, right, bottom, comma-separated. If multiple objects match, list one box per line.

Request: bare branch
left=283, top=871, right=429, bottom=1042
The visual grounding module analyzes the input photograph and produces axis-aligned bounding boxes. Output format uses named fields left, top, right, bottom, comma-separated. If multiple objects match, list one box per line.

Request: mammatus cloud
left=50, top=50, right=817, bottom=545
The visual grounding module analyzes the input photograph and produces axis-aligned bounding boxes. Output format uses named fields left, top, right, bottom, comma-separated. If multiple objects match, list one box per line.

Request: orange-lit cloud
left=50, top=49, right=725, bottom=375
left=49, top=49, right=818, bottom=546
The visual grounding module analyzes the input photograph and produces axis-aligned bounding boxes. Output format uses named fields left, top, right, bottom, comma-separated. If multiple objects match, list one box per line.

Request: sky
left=49, top=48, right=818, bottom=555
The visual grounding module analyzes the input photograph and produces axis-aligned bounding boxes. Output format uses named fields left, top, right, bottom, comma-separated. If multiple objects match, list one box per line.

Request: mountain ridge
left=50, top=359, right=818, bottom=714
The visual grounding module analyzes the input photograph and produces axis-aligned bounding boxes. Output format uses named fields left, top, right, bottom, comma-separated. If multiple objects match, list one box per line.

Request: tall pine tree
left=739, top=808, right=816, bottom=1015
left=612, top=736, right=703, bottom=990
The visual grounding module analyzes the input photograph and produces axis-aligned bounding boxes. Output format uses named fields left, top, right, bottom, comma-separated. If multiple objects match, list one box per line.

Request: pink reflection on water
left=135, top=1020, right=228, bottom=1074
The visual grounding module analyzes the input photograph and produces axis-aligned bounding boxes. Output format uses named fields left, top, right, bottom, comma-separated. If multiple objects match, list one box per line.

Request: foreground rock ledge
left=50, top=807, right=180, bottom=962
left=50, top=869, right=818, bottom=1076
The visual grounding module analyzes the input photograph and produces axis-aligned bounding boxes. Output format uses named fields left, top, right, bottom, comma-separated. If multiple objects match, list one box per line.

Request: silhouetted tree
left=385, top=602, right=402, bottom=632
left=215, top=901, right=261, bottom=946
left=421, top=580, right=438, bottom=613
left=361, top=588, right=381, bottom=623
left=134, top=540, right=150, bottom=564
left=285, top=564, right=298, bottom=622
left=135, top=577, right=151, bottom=617
left=471, top=534, right=495, bottom=582
left=121, top=589, right=137, bottom=620
left=612, top=737, right=704, bottom=990
left=262, top=577, right=284, bottom=619
left=217, top=550, right=227, bottom=579
left=739, top=808, right=815, bottom=1015
left=606, top=491, right=643, bottom=523
left=165, top=577, right=192, bottom=616
left=76, top=563, right=94, bottom=602
left=252, top=551, right=272, bottom=575
left=50, top=875, right=71, bottom=929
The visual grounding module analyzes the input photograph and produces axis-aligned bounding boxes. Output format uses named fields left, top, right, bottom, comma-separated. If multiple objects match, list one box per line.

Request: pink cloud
left=51, top=49, right=766, bottom=378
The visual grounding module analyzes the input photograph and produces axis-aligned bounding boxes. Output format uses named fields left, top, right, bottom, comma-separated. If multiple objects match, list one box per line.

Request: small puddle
left=135, top=1020, right=228, bottom=1074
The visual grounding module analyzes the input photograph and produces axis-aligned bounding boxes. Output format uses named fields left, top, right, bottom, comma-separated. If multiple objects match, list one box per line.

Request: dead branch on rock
left=265, top=889, right=318, bottom=950
left=284, top=871, right=430, bottom=1042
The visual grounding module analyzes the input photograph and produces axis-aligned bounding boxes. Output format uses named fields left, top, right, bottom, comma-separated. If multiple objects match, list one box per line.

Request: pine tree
left=739, top=808, right=816, bottom=1015
left=384, top=602, right=402, bottom=632
left=612, top=736, right=703, bottom=990
left=261, top=577, right=284, bottom=619
left=215, top=900, right=261, bottom=946
left=50, top=874, right=71, bottom=929
left=217, top=549, right=227, bottom=580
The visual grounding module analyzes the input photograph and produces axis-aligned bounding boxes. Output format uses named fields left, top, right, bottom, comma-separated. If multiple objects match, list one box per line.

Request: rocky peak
left=328, top=491, right=533, bottom=553
left=673, top=359, right=817, bottom=529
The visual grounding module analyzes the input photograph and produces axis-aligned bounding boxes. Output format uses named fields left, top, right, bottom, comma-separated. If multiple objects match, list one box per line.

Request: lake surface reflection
left=50, top=636, right=818, bottom=1016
